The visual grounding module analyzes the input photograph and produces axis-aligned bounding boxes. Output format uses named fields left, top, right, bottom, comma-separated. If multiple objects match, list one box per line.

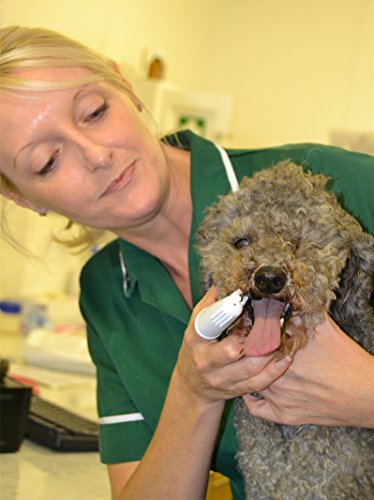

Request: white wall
left=0, top=0, right=216, bottom=89
left=1, top=0, right=372, bottom=145
left=0, top=0, right=372, bottom=299
left=0, top=0, right=217, bottom=299
left=203, top=0, right=373, bottom=147
left=0, top=204, right=94, bottom=298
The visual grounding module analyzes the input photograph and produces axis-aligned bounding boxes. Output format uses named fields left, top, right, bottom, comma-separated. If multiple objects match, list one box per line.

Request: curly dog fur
left=196, top=161, right=374, bottom=499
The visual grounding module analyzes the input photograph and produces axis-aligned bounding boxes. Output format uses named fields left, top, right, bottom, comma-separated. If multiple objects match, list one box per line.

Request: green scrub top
left=79, top=130, right=374, bottom=500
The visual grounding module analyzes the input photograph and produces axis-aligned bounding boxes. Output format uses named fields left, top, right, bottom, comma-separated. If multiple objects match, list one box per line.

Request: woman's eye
left=233, top=238, right=251, bottom=249
left=85, top=102, right=108, bottom=123
left=38, top=150, right=59, bottom=176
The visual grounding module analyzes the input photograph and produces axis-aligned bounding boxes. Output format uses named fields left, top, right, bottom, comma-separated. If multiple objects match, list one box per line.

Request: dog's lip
left=281, top=302, right=292, bottom=317
left=280, top=302, right=292, bottom=331
left=244, top=298, right=292, bottom=328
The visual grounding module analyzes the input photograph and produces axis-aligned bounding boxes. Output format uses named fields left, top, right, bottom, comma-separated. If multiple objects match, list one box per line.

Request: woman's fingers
left=190, top=287, right=217, bottom=322
left=241, top=312, right=374, bottom=427
left=180, top=288, right=294, bottom=402
left=187, top=288, right=247, bottom=365
left=218, top=351, right=293, bottom=396
left=187, top=334, right=293, bottom=399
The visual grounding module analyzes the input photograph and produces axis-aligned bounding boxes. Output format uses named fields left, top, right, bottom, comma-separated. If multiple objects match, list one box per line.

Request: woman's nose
left=78, top=137, right=113, bottom=170
left=85, top=143, right=113, bottom=170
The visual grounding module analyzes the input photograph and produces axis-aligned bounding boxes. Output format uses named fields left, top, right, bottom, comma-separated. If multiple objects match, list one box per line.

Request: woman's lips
left=100, top=162, right=135, bottom=198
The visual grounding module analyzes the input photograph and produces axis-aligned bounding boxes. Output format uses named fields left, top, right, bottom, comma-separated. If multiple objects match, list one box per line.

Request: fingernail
left=276, top=355, right=292, bottom=367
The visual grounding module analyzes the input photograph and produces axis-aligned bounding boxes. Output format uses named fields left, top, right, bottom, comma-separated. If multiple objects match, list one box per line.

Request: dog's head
left=196, top=161, right=374, bottom=357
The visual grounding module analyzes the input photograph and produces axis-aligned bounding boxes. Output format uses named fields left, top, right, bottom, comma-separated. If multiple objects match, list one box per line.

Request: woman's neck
left=115, top=143, right=193, bottom=306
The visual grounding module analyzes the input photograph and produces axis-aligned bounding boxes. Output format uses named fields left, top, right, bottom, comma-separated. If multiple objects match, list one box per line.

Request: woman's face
left=0, top=66, right=170, bottom=231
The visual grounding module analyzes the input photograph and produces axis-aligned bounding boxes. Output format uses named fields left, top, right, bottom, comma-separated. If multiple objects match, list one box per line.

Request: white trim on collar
left=119, top=141, right=239, bottom=298
left=214, top=143, right=239, bottom=192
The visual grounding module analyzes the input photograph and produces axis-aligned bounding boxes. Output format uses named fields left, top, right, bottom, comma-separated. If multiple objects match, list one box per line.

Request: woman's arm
left=111, top=288, right=292, bottom=500
left=244, top=311, right=374, bottom=428
left=108, top=310, right=373, bottom=498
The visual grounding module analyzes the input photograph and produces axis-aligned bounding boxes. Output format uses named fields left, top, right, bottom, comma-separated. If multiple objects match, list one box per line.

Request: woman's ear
left=2, top=191, right=48, bottom=215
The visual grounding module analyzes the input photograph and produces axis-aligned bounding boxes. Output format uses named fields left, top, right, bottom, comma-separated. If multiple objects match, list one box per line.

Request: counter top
left=0, top=329, right=232, bottom=500
left=0, top=331, right=110, bottom=499
left=1, top=439, right=111, bottom=500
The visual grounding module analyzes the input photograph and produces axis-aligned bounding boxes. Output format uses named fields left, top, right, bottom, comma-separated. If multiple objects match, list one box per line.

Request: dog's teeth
left=280, top=318, right=284, bottom=328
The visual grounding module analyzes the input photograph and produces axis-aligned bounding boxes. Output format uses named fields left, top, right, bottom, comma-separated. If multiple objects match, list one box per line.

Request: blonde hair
left=0, top=25, right=134, bottom=92
left=0, top=25, right=140, bottom=249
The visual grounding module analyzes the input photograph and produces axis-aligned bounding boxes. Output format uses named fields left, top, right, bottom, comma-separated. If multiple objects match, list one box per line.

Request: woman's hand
left=243, top=311, right=374, bottom=428
left=174, top=287, right=293, bottom=409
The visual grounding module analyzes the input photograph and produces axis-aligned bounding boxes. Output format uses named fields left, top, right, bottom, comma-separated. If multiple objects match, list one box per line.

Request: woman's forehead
left=6, top=65, right=94, bottom=84
left=0, top=74, right=83, bottom=171
left=0, top=66, right=103, bottom=131
left=0, top=76, right=77, bottom=134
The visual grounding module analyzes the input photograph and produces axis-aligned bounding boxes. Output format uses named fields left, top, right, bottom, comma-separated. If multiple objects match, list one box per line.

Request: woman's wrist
left=170, top=361, right=227, bottom=414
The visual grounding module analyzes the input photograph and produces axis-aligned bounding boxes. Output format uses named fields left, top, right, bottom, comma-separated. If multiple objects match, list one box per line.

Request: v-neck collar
left=118, top=131, right=234, bottom=322
left=188, top=132, right=234, bottom=305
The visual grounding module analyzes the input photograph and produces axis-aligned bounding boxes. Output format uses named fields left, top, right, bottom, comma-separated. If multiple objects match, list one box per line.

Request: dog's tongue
left=243, top=298, right=284, bottom=356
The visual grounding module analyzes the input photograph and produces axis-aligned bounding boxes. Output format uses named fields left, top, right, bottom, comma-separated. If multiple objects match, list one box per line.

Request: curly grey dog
left=196, top=161, right=374, bottom=499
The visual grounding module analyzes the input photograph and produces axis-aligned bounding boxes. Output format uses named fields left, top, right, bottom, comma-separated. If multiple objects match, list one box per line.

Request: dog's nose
left=254, top=266, right=287, bottom=294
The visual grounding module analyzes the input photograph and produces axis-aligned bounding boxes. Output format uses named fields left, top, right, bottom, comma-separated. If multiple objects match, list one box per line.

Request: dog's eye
left=233, top=238, right=251, bottom=249
left=294, top=238, right=302, bottom=251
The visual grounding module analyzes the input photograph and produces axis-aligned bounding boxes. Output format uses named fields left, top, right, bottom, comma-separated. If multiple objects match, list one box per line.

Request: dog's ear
left=331, top=232, right=374, bottom=321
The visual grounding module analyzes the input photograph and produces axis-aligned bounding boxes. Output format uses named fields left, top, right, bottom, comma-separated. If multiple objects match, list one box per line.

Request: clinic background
left=0, top=0, right=373, bottom=305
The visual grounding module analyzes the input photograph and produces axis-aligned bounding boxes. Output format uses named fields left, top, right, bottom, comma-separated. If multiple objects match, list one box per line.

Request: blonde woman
left=1, top=26, right=373, bottom=500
